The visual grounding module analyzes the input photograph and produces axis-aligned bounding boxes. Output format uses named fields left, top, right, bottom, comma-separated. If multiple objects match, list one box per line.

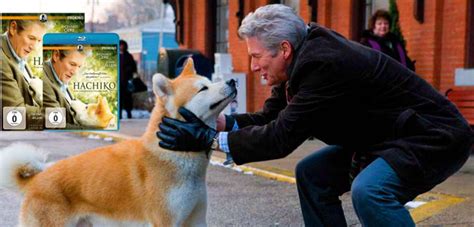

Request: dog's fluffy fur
left=70, top=95, right=115, bottom=129
left=0, top=58, right=236, bottom=227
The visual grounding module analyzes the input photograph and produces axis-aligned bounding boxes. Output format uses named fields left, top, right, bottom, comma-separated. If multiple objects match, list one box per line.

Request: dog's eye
left=198, top=86, right=209, bottom=93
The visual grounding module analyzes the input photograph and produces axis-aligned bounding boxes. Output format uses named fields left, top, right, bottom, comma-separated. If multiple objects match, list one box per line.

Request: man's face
left=52, top=51, right=86, bottom=84
left=9, top=22, right=46, bottom=59
left=246, top=37, right=290, bottom=86
left=373, top=18, right=390, bottom=37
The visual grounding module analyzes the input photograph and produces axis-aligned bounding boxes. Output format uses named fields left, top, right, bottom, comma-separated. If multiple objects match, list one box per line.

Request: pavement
left=92, top=116, right=474, bottom=226
left=1, top=113, right=472, bottom=226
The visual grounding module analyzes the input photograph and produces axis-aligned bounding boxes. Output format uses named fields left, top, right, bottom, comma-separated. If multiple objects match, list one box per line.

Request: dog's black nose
left=227, top=79, right=236, bottom=87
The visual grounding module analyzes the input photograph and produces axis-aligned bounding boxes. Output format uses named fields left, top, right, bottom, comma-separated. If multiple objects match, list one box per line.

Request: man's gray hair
left=238, top=4, right=307, bottom=55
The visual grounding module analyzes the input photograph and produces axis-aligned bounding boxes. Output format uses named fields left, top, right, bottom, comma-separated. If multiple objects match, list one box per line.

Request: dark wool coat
left=120, top=51, right=137, bottom=112
left=228, top=23, right=473, bottom=186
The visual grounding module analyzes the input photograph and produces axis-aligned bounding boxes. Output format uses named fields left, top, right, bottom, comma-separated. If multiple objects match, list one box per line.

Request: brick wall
left=178, top=0, right=472, bottom=113
left=318, top=0, right=332, bottom=27
left=300, top=1, right=310, bottom=23
left=439, top=0, right=469, bottom=92
left=307, top=0, right=471, bottom=100
left=397, top=0, right=442, bottom=87
left=179, top=0, right=214, bottom=59
left=399, top=0, right=470, bottom=92
left=228, top=0, right=272, bottom=112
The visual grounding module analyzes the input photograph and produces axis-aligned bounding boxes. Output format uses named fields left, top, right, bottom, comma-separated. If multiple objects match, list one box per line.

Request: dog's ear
left=101, top=96, right=108, bottom=105
left=179, top=57, right=196, bottom=77
left=96, top=96, right=110, bottom=114
left=96, top=96, right=104, bottom=114
left=152, top=73, right=172, bottom=98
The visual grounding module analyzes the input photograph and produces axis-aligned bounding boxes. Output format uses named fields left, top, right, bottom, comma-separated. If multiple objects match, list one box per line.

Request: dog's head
left=71, top=95, right=115, bottom=129
left=152, top=58, right=237, bottom=128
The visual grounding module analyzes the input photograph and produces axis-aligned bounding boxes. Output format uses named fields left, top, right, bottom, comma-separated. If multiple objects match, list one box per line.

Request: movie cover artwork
left=1, top=13, right=84, bottom=130
left=42, top=44, right=118, bottom=130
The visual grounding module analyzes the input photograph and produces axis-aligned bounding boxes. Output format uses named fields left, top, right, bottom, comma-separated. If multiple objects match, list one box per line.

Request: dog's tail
left=0, top=143, right=47, bottom=193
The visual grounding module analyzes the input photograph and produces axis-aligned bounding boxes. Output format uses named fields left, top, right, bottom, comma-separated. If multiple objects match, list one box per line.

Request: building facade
left=167, top=0, right=474, bottom=112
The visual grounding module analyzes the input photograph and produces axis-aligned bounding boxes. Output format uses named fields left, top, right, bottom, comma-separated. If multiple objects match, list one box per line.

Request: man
left=43, top=49, right=87, bottom=128
left=157, top=4, right=473, bottom=227
left=1, top=20, right=47, bottom=130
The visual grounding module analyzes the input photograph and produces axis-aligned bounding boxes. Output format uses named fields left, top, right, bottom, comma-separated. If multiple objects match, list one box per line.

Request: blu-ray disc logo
left=77, top=45, right=84, bottom=51
left=39, top=14, right=48, bottom=22
left=77, top=36, right=86, bottom=42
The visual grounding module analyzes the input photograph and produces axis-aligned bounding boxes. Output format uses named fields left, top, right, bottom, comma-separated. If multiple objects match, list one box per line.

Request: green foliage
left=389, top=0, right=406, bottom=47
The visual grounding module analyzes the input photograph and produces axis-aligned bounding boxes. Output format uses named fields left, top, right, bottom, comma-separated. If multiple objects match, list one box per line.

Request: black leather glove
left=157, top=107, right=217, bottom=151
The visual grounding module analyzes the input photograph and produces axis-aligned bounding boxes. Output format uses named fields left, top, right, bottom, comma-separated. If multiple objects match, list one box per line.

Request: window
left=364, top=0, right=389, bottom=29
left=268, top=0, right=299, bottom=14
left=353, top=0, right=390, bottom=41
left=309, top=0, right=318, bottom=22
left=467, top=0, right=474, bottom=68
left=351, top=0, right=366, bottom=41
left=282, top=0, right=300, bottom=14
left=216, top=0, right=229, bottom=53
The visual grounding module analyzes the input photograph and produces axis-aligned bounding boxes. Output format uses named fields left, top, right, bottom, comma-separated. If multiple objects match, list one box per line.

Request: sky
left=0, top=0, right=118, bottom=23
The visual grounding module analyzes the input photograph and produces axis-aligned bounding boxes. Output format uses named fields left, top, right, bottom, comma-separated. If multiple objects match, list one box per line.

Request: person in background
left=156, top=4, right=473, bottom=227
left=119, top=39, right=137, bottom=119
left=1, top=19, right=47, bottom=129
left=360, top=9, right=415, bottom=71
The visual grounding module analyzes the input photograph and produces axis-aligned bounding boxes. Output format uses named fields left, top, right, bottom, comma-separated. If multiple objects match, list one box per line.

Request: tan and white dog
left=70, top=95, right=115, bottom=129
left=0, top=58, right=237, bottom=227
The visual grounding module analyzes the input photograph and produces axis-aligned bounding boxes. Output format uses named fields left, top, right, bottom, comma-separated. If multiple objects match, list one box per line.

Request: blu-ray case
left=42, top=33, right=119, bottom=130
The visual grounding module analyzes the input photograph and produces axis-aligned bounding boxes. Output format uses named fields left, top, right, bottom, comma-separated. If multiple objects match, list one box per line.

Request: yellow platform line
left=410, top=192, right=466, bottom=223
left=211, top=156, right=296, bottom=184
left=74, top=131, right=297, bottom=183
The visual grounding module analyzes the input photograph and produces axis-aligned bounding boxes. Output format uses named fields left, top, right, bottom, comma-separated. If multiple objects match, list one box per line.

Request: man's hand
left=216, top=113, right=226, bottom=131
left=157, top=107, right=217, bottom=151
left=217, top=113, right=237, bottom=132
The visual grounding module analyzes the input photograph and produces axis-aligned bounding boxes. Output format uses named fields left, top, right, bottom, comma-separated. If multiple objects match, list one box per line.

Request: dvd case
left=1, top=13, right=84, bottom=130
